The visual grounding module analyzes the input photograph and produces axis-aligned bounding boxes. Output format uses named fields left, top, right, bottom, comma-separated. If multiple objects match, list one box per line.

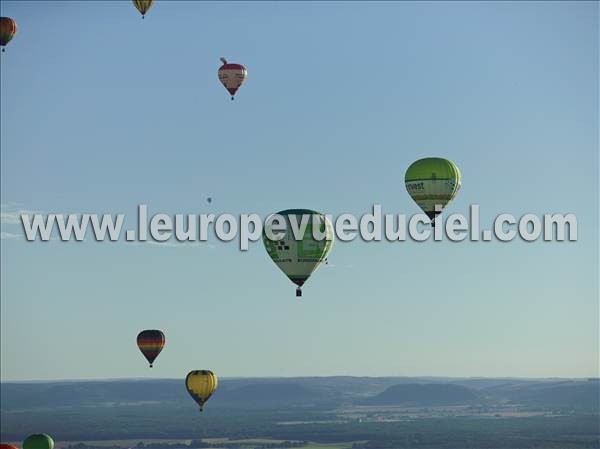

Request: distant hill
left=2, top=377, right=598, bottom=441
left=0, top=380, right=187, bottom=410
left=2, top=377, right=597, bottom=413
left=218, top=382, right=313, bottom=401
left=358, top=383, right=479, bottom=406
left=482, top=380, right=600, bottom=410
left=216, top=382, right=339, bottom=408
left=0, top=379, right=341, bottom=411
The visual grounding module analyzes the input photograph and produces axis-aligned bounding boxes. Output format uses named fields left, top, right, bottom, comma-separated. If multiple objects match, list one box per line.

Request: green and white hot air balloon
left=405, top=157, right=461, bottom=227
left=263, top=209, right=334, bottom=298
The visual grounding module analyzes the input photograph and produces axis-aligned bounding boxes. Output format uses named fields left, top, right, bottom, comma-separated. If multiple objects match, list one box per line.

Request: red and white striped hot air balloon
left=218, top=57, right=247, bottom=100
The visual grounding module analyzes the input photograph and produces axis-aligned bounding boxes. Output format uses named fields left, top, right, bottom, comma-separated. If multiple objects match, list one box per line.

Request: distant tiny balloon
left=207, top=197, right=212, bottom=204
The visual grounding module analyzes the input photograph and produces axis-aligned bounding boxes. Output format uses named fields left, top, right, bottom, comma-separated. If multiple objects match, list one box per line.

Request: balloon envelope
left=23, top=435, right=53, bottom=449
left=186, top=370, right=218, bottom=411
left=405, top=157, right=461, bottom=223
left=263, top=209, right=334, bottom=296
left=218, top=58, right=247, bottom=99
left=0, top=17, right=17, bottom=50
left=137, top=329, right=165, bottom=367
left=132, top=0, right=153, bottom=17
left=1, top=444, right=20, bottom=449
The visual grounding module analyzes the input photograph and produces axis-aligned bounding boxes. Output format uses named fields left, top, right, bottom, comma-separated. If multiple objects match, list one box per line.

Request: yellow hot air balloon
left=185, top=370, right=218, bottom=411
left=132, top=0, right=154, bottom=18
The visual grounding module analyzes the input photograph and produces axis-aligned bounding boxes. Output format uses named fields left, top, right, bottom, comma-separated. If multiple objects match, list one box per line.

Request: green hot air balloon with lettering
left=23, top=435, right=53, bottom=449
left=405, top=157, right=461, bottom=227
left=263, top=209, right=334, bottom=298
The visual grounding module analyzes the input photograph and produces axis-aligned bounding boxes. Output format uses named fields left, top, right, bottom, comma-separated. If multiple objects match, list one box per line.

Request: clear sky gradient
left=0, top=1, right=598, bottom=381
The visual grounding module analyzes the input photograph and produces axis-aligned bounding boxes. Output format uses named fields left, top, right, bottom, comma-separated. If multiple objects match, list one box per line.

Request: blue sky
left=0, top=1, right=598, bottom=381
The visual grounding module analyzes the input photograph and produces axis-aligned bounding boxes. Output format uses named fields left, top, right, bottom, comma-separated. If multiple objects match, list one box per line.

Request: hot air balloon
left=218, top=58, right=247, bottom=100
left=132, top=0, right=154, bottom=18
left=206, top=197, right=212, bottom=205
left=185, top=370, right=218, bottom=411
left=0, top=17, right=17, bottom=52
left=23, top=435, right=53, bottom=449
left=263, top=209, right=334, bottom=297
left=137, top=329, right=165, bottom=368
left=1, top=444, right=20, bottom=449
left=405, top=157, right=461, bottom=227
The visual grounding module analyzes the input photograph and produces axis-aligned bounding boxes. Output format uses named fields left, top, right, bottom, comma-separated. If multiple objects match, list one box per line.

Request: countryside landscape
left=2, top=377, right=599, bottom=448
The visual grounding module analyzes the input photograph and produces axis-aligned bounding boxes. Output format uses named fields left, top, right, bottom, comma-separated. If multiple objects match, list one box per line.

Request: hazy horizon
left=2, top=374, right=598, bottom=384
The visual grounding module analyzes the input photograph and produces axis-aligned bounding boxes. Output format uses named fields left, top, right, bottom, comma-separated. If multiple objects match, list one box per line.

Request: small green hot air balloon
left=23, top=435, right=53, bottom=449
left=405, top=157, right=461, bottom=227
left=263, top=209, right=334, bottom=297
